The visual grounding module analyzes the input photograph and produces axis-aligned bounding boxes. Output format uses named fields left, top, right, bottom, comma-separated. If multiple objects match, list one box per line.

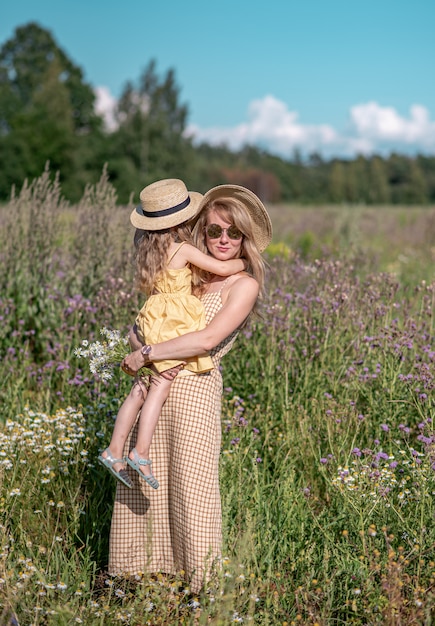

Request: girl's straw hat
left=198, top=184, right=272, bottom=252
left=130, top=179, right=203, bottom=230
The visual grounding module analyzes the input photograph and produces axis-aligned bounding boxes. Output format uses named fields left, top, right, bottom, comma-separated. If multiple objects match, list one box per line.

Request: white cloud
left=187, top=97, right=435, bottom=159
left=94, top=86, right=151, bottom=130
left=349, top=102, right=435, bottom=147
left=187, top=95, right=339, bottom=157
left=94, top=86, right=435, bottom=158
left=94, top=86, right=118, bottom=131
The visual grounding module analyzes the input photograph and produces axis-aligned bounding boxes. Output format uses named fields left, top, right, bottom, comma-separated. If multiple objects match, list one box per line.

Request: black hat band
left=138, top=196, right=191, bottom=218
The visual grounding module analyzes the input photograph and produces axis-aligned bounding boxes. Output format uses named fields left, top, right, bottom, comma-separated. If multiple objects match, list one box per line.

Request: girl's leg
left=101, top=379, right=148, bottom=472
left=128, top=375, right=172, bottom=477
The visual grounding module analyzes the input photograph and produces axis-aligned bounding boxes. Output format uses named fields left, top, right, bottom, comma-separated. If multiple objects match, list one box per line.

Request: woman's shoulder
left=224, top=272, right=259, bottom=298
left=228, top=270, right=258, bottom=285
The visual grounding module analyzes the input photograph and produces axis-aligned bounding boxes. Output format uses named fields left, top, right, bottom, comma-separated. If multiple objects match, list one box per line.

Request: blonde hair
left=191, top=197, right=267, bottom=313
left=134, top=223, right=192, bottom=295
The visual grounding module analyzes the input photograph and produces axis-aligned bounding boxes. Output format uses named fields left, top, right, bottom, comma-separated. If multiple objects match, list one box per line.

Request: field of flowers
left=0, top=169, right=434, bottom=625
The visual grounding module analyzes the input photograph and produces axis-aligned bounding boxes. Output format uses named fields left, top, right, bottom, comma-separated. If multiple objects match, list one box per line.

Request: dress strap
left=218, top=276, right=231, bottom=294
left=167, top=241, right=187, bottom=264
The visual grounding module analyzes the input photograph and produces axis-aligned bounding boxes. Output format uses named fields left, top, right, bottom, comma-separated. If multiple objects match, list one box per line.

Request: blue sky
left=2, top=0, right=434, bottom=159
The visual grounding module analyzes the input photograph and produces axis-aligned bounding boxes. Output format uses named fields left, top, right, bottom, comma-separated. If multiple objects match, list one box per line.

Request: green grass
left=0, top=171, right=434, bottom=624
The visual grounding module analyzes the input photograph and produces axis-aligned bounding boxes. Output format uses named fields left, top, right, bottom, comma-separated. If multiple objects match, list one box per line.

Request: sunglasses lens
left=227, top=226, right=243, bottom=239
left=206, top=224, right=223, bottom=238
left=206, top=224, right=243, bottom=240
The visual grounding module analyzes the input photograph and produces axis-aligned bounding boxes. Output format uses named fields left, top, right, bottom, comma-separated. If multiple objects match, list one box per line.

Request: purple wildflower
left=376, top=452, right=389, bottom=461
left=417, top=435, right=433, bottom=445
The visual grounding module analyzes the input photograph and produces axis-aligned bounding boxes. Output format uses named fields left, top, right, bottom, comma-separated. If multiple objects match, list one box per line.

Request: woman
left=109, top=184, right=272, bottom=593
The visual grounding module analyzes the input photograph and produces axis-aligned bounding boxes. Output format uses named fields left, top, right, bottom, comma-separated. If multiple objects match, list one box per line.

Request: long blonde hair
left=191, top=197, right=267, bottom=310
left=134, top=223, right=192, bottom=295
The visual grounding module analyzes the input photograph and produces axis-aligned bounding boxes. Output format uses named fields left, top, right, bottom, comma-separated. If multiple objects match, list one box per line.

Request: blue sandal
left=127, top=448, right=159, bottom=489
left=98, top=448, right=132, bottom=489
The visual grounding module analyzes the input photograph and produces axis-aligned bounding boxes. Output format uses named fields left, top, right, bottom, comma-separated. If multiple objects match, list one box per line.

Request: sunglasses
left=205, top=224, right=243, bottom=240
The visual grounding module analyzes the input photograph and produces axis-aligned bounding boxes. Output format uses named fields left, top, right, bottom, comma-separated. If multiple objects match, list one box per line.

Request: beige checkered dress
left=108, top=287, right=238, bottom=592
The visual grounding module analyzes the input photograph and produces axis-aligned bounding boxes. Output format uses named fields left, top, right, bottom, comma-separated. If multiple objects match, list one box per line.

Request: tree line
left=1, top=22, right=434, bottom=205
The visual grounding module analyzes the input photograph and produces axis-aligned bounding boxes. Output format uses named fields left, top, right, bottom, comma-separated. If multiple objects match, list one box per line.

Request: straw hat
left=198, top=184, right=272, bottom=252
left=130, top=179, right=203, bottom=230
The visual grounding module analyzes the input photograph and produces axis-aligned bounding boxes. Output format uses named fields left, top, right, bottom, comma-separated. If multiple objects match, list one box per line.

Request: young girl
left=98, top=179, right=247, bottom=489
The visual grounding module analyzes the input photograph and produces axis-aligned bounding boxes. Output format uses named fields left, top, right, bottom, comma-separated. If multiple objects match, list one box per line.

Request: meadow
left=0, top=169, right=434, bottom=625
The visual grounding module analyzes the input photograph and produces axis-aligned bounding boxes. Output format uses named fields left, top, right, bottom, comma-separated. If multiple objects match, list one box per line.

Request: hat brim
left=196, top=185, right=272, bottom=252
left=130, top=191, right=204, bottom=230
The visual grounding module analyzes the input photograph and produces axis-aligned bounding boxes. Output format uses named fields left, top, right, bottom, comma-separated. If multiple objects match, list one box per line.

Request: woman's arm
left=122, top=275, right=259, bottom=373
left=180, top=243, right=246, bottom=276
left=127, top=325, right=183, bottom=380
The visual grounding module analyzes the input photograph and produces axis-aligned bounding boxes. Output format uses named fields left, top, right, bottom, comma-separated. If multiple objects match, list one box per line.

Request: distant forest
left=1, top=22, right=434, bottom=205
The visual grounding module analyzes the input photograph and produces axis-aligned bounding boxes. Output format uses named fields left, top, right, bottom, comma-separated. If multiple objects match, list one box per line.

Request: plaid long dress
left=108, top=287, right=239, bottom=592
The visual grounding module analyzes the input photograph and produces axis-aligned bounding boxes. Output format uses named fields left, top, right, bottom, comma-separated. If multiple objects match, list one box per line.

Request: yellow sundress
left=135, top=242, right=214, bottom=374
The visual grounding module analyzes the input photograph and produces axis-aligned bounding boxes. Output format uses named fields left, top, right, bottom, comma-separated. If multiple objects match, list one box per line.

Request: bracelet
left=140, top=344, right=152, bottom=364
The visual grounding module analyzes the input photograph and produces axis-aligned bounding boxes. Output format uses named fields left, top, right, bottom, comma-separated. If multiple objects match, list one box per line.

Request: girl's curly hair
left=133, top=223, right=193, bottom=295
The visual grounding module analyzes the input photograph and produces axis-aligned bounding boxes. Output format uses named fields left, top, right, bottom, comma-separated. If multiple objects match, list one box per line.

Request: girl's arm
left=128, top=325, right=143, bottom=351
left=122, top=275, right=259, bottom=373
left=179, top=243, right=246, bottom=276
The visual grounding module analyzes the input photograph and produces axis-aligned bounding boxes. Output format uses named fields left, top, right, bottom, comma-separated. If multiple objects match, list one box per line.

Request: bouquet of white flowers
left=74, top=327, right=152, bottom=381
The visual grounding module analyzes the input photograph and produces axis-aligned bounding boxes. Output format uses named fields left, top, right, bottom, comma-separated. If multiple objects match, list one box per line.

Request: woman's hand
left=121, top=349, right=145, bottom=376
left=121, top=352, right=185, bottom=378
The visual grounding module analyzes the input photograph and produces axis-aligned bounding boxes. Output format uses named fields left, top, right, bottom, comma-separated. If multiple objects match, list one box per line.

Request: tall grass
left=0, top=171, right=434, bottom=624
